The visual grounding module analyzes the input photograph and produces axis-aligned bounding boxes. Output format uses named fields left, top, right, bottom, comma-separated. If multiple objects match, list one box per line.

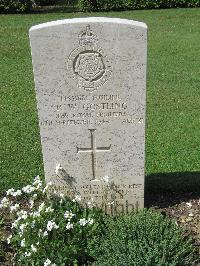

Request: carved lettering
left=56, top=120, right=91, bottom=126
left=67, top=103, right=77, bottom=110
left=83, top=102, right=127, bottom=111
left=40, top=120, right=53, bottom=126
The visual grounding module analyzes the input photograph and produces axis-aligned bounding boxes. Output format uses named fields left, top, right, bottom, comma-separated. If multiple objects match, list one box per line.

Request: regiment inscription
left=29, top=17, right=147, bottom=214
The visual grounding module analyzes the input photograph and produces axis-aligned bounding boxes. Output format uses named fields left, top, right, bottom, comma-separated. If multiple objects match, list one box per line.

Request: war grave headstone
left=29, top=17, right=147, bottom=214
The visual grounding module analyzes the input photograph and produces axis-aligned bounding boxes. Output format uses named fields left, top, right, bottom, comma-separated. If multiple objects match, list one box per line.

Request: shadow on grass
left=145, top=172, right=200, bottom=208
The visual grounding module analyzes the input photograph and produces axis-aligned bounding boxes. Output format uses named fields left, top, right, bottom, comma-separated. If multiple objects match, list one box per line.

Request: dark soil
left=146, top=189, right=200, bottom=265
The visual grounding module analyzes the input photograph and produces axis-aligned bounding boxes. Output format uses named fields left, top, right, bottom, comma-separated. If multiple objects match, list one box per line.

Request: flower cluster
left=0, top=175, right=98, bottom=265
left=79, top=218, right=94, bottom=226
left=64, top=210, right=75, bottom=220
left=46, top=220, right=59, bottom=231
left=0, top=197, right=10, bottom=208
left=44, top=258, right=56, bottom=266
left=72, top=195, right=82, bottom=202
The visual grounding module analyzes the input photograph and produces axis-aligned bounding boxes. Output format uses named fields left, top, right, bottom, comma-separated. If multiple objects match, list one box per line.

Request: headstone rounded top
left=29, top=17, right=147, bottom=32
left=29, top=15, right=147, bottom=214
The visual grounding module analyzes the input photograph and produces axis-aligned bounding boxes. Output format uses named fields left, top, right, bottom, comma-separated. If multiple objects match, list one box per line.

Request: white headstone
left=29, top=17, right=147, bottom=214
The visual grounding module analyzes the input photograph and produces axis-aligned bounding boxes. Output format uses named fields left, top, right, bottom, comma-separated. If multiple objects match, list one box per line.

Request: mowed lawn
left=0, top=8, right=200, bottom=194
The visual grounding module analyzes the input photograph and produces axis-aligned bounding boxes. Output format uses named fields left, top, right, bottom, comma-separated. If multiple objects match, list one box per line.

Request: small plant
left=0, top=176, right=103, bottom=265
left=89, top=209, right=198, bottom=266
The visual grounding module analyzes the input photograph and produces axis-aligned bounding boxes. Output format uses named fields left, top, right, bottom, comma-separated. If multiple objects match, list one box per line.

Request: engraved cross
left=77, top=129, right=111, bottom=180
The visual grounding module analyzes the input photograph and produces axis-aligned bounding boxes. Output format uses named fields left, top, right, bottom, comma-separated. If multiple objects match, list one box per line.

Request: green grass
left=0, top=8, right=200, bottom=193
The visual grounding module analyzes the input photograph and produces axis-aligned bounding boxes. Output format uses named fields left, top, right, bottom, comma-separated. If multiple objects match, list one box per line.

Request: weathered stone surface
left=29, top=17, right=147, bottom=214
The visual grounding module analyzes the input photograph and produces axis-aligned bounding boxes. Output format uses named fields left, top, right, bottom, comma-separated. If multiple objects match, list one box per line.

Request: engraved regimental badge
left=67, top=25, right=112, bottom=92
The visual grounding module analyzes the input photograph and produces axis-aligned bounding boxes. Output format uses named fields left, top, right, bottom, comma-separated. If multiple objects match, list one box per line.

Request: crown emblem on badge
left=67, top=25, right=112, bottom=92
left=79, top=25, right=98, bottom=46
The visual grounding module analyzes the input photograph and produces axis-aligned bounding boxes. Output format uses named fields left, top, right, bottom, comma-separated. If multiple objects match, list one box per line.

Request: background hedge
left=78, top=0, right=200, bottom=11
left=0, top=0, right=199, bottom=13
left=0, top=0, right=64, bottom=13
left=36, top=0, right=57, bottom=7
left=0, top=0, right=34, bottom=13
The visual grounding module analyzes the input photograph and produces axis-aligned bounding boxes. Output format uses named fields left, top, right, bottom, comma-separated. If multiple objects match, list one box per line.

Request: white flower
left=87, top=201, right=95, bottom=209
left=31, top=244, right=37, bottom=252
left=88, top=218, right=94, bottom=225
left=7, top=235, right=12, bottom=244
left=21, top=213, right=28, bottom=220
left=79, top=218, right=88, bottom=226
left=31, top=221, right=36, bottom=228
left=24, top=251, right=31, bottom=257
left=189, top=213, right=194, bottom=217
left=38, top=229, right=43, bottom=237
left=43, top=182, right=52, bottom=194
left=29, top=199, right=34, bottom=209
left=79, top=218, right=94, bottom=226
left=59, top=193, right=64, bottom=199
left=44, top=260, right=57, bottom=266
left=45, top=206, right=54, bottom=213
left=0, top=197, right=10, bottom=208
left=10, top=203, right=20, bottom=213
left=19, top=223, right=27, bottom=233
left=43, top=231, right=48, bottom=237
left=186, top=202, right=192, bottom=208
left=55, top=164, right=63, bottom=175
left=11, top=221, right=17, bottom=229
left=6, top=188, right=15, bottom=196
left=17, top=210, right=28, bottom=220
left=33, top=176, right=43, bottom=189
left=21, top=239, right=26, bottom=247
left=59, top=193, right=65, bottom=204
left=44, top=258, right=52, bottom=266
left=38, top=202, right=45, bottom=212
left=1, top=197, right=8, bottom=204
left=72, top=195, right=81, bottom=202
left=12, top=190, right=22, bottom=197
left=36, top=182, right=43, bottom=190
left=64, top=210, right=75, bottom=220
left=66, top=222, right=73, bottom=230
left=46, top=220, right=59, bottom=231
left=32, top=211, right=40, bottom=218
left=12, top=217, right=21, bottom=228
left=22, top=185, right=35, bottom=194
left=33, top=175, right=40, bottom=183
left=32, top=193, right=38, bottom=199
